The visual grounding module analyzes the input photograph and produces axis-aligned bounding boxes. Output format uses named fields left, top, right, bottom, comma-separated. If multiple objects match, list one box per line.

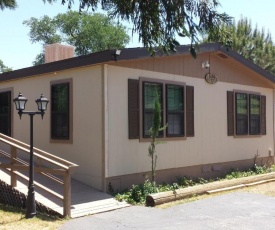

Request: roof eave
left=1, top=43, right=275, bottom=84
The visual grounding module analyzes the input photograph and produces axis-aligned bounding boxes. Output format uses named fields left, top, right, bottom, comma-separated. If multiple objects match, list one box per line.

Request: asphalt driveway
left=60, top=192, right=275, bottom=230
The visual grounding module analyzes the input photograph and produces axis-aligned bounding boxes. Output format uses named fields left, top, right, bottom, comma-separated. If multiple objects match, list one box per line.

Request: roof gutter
left=1, top=43, right=275, bottom=84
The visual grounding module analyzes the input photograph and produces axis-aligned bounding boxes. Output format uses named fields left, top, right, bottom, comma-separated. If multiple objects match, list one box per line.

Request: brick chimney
left=45, top=43, right=75, bottom=63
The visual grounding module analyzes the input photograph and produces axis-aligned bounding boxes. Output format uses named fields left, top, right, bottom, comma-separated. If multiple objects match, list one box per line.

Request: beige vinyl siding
left=114, top=52, right=274, bottom=88
left=106, top=65, right=273, bottom=178
left=0, top=65, right=104, bottom=190
left=0, top=48, right=274, bottom=190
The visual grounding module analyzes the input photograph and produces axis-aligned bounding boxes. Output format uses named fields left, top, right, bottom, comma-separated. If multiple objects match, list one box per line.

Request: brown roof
left=1, top=43, right=275, bottom=83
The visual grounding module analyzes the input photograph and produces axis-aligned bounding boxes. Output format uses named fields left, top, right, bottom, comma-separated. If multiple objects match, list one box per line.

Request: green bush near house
left=113, top=164, right=275, bottom=205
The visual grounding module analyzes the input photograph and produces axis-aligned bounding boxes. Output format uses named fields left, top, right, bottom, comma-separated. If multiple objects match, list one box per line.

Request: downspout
left=102, top=64, right=109, bottom=192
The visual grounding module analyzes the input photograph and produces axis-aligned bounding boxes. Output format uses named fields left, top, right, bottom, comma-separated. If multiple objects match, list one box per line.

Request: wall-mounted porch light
left=113, top=49, right=121, bottom=61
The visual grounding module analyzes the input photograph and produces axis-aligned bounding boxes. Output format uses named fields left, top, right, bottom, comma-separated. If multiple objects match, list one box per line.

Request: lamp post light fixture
left=13, top=93, right=49, bottom=219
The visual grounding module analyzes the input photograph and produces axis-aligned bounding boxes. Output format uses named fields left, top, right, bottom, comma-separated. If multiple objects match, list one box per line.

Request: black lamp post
left=13, top=93, right=49, bottom=219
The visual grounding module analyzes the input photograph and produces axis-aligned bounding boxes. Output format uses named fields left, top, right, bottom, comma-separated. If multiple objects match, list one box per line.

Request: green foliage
left=177, top=176, right=196, bottom=187
left=196, top=177, right=209, bottom=184
left=149, top=89, right=162, bottom=138
left=225, top=170, right=254, bottom=180
left=23, top=11, right=130, bottom=64
left=115, top=180, right=158, bottom=205
left=54, top=11, right=130, bottom=55
left=23, top=16, right=62, bottom=45
left=0, top=0, right=17, bottom=10
left=4, top=0, right=233, bottom=57
left=44, top=0, right=232, bottom=57
left=252, top=164, right=268, bottom=174
left=225, top=164, right=272, bottom=180
left=32, top=53, right=45, bottom=66
left=203, top=16, right=275, bottom=75
left=115, top=165, right=275, bottom=205
left=115, top=176, right=217, bottom=205
left=176, top=176, right=209, bottom=187
left=148, top=88, right=167, bottom=183
left=0, top=59, right=12, bottom=73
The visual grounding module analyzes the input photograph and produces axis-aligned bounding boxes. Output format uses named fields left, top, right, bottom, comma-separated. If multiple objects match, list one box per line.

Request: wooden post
left=10, top=146, right=17, bottom=187
left=63, top=169, right=71, bottom=217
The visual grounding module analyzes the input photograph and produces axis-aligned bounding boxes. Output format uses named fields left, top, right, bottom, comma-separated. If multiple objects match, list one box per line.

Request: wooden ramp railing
left=0, top=133, right=78, bottom=217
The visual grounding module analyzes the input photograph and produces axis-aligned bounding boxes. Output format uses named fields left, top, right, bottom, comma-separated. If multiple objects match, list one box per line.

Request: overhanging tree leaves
left=3, top=0, right=232, bottom=56
left=0, top=0, right=17, bottom=10
left=43, top=0, right=232, bottom=56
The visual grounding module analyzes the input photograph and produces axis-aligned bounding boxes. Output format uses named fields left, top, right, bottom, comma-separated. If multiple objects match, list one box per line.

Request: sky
left=1, top=0, right=275, bottom=70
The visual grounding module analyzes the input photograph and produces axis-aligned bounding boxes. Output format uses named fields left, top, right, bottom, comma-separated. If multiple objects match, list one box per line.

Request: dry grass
left=158, top=181, right=275, bottom=209
left=0, top=204, right=66, bottom=230
left=242, top=181, right=275, bottom=196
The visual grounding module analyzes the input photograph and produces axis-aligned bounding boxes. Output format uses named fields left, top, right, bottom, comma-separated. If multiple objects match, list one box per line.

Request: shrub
left=115, top=165, right=275, bottom=205
left=196, top=177, right=209, bottom=184
left=252, top=164, right=268, bottom=174
left=176, top=176, right=196, bottom=187
left=115, top=180, right=158, bottom=204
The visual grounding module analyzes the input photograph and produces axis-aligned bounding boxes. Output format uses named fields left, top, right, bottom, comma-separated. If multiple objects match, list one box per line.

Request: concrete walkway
left=60, top=192, right=275, bottom=230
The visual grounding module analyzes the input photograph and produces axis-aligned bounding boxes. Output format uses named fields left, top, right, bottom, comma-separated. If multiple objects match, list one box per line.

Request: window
left=51, top=81, right=71, bottom=140
left=0, top=91, right=11, bottom=136
left=227, top=91, right=266, bottom=136
left=143, top=82, right=163, bottom=138
left=128, top=78, right=194, bottom=140
left=166, top=84, right=184, bottom=136
left=235, top=93, right=248, bottom=135
left=249, top=94, right=261, bottom=135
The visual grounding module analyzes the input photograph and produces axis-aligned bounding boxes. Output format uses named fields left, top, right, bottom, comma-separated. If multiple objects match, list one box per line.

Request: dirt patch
left=242, top=180, right=275, bottom=196
left=158, top=180, right=275, bottom=209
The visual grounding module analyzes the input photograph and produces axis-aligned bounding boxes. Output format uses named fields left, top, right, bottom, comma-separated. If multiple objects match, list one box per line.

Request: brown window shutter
left=128, top=79, right=140, bottom=139
left=227, top=91, right=234, bottom=136
left=186, top=85, right=194, bottom=137
left=261, top=95, right=266, bottom=135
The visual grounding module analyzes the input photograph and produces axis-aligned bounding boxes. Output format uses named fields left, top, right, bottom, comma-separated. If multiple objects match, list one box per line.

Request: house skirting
left=105, top=156, right=274, bottom=192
